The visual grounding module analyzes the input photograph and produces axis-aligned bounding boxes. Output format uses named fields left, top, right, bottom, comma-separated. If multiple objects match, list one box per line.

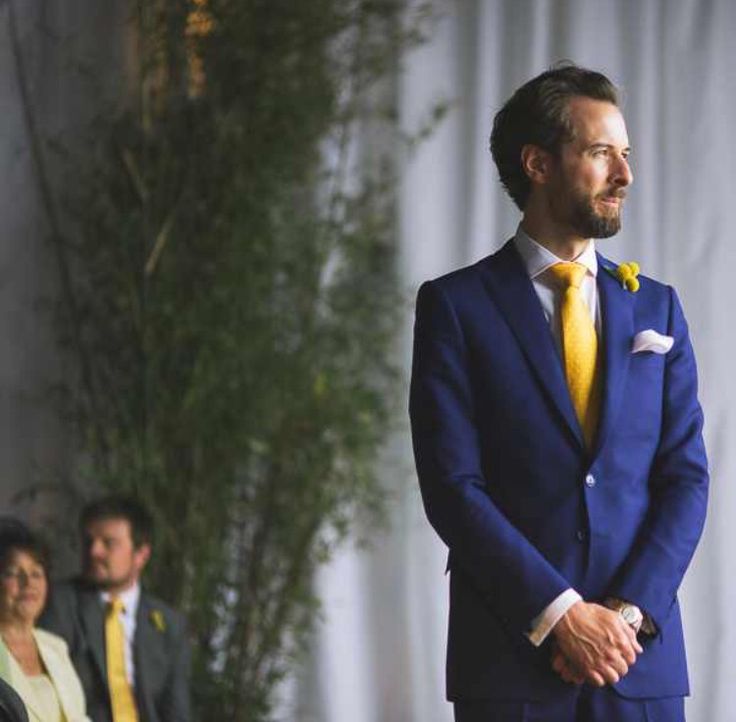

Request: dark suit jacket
left=409, top=240, right=708, bottom=702
left=0, top=678, right=28, bottom=722
left=39, top=579, right=191, bottom=722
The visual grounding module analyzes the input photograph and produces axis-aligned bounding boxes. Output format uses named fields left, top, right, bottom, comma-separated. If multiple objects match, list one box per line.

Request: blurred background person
left=40, top=497, right=190, bottom=722
left=0, top=519, right=90, bottom=722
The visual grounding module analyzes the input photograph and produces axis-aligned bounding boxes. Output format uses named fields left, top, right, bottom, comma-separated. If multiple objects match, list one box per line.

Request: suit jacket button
left=576, top=529, right=586, bottom=542
left=585, top=474, right=596, bottom=487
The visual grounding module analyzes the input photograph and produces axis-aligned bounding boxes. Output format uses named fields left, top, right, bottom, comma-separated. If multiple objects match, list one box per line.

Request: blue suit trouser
left=454, top=688, right=685, bottom=722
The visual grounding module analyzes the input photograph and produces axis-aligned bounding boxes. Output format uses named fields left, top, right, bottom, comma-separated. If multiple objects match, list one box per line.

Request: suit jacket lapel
left=79, top=586, right=107, bottom=684
left=593, top=256, right=635, bottom=457
left=0, top=638, right=45, bottom=721
left=34, top=631, right=78, bottom=722
left=479, top=240, right=585, bottom=448
left=134, top=593, right=156, bottom=718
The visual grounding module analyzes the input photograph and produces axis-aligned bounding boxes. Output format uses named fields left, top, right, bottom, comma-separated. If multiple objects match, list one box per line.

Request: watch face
left=621, top=606, right=641, bottom=625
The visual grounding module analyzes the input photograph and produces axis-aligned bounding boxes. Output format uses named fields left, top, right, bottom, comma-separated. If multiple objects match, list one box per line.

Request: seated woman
left=0, top=520, right=90, bottom=722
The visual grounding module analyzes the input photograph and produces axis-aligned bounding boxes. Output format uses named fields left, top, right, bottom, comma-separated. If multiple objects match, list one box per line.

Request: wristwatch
left=618, top=603, right=643, bottom=631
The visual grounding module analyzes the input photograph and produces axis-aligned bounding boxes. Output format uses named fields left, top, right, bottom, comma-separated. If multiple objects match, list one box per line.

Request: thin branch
left=145, top=206, right=177, bottom=276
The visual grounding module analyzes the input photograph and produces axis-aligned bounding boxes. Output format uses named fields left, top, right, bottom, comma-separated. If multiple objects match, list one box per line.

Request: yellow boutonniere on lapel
left=150, top=609, right=166, bottom=633
left=606, top=262, right=640, bottom=292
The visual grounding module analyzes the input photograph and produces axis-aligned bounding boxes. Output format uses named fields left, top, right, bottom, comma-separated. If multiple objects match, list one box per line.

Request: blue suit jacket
left=409, top=240, right=708, bottom=702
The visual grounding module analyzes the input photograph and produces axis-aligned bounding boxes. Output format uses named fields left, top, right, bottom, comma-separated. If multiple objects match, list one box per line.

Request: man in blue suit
left=409, top=64, right=708, bottom=721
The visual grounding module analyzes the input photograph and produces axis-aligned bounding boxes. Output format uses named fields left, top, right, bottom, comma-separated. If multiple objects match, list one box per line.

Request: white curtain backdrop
left=297, top=2, right=736, bottom=721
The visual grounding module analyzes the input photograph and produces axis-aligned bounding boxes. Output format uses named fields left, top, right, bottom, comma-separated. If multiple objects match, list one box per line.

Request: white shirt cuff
left=526, top=588, right=582, bottom=647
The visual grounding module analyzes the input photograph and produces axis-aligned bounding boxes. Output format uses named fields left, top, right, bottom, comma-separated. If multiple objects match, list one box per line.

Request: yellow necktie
left=549, top=262, right=600, bottom=447
left=105, top=598, right=139, bottom=722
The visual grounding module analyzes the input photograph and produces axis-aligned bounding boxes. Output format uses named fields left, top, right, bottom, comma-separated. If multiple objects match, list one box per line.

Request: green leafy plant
left=15, top=1, right=442, bottom=719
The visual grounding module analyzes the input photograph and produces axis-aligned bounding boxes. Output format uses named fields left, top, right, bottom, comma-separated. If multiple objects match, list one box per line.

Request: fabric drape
left=297, top=3, right=736, bottom=722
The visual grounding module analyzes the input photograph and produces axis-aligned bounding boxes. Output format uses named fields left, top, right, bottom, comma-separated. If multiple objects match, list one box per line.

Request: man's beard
left=569, top=192, right=624, bottom=239
left=89, top=575, right=116, bottom=590
left=84, top=563, right=132, bottom=590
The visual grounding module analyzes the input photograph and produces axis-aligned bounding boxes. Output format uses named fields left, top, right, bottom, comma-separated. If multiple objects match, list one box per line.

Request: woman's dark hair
left=0, top=518, right=51, bottom=576
left=490, top=62, right=619, bottom=210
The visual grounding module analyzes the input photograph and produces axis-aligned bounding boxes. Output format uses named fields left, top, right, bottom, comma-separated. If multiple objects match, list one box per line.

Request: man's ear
left=521, top=144, right=553, bottom=185
left=134, top=543, right=151, bottom=571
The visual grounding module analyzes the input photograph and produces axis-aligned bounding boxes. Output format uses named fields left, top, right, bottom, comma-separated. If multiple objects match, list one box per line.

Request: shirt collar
left=513, top=224, right=598, bottom=280
left=101, top=582, right=141, bottom=618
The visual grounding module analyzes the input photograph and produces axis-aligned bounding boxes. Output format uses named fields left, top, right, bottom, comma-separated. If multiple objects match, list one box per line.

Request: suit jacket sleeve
left=410, top=280, right=572, bottom=634
left=606, top=287, right=708, bottom=630
left=160, top=612, right=191, bottom=722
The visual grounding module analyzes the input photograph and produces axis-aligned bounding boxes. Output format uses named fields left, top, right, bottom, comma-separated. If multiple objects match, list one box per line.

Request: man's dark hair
left=490, top=62, right=619, bottom=210
left=0, top=518, right=51, bottom=576
left=80, top=495, right=154, bottom=549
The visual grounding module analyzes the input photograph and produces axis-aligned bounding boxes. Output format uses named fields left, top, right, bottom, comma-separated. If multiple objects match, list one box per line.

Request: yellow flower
left=150, top=610, right=166, bottom=633
left=608, top=262, right=640, bottom=292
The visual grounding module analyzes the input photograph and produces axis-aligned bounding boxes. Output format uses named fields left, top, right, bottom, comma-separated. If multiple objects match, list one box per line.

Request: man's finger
left=616, top=639, right=637, bottom=666
left=610, top=637, right=636, bottom=666
left=551, top=650, right=585, bottom=685
left=611, top=619, right=639, bottom=663
left=555, top=658, right=584, bottom=685
left=564, top=664, right=585, bottom=685
left=552, top=653, right=565, bottom=675
left=621, top=620, right=644, bottom=654
left=606, top=653, right=629, bottom=678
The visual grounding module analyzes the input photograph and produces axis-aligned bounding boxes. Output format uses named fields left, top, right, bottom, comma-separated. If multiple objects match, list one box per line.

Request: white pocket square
left=631, top=329, right=674, bottom=354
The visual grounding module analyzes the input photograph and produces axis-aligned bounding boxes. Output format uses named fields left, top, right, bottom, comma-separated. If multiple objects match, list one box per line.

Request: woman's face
left=0, top=549, right=47, bottom=626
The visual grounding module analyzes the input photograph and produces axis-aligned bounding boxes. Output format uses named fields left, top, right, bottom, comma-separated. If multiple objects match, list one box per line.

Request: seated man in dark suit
left=40, top=496, right=190, bottom=722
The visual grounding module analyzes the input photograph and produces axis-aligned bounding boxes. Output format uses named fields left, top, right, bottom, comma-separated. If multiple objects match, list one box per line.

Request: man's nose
left=611, top=155, right=633, bottom=187
left=89, top=540, right=106, bottom=558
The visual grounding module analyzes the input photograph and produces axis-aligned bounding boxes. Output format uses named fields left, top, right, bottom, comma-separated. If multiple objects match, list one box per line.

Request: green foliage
left=51, top=1, right=439, bottom=719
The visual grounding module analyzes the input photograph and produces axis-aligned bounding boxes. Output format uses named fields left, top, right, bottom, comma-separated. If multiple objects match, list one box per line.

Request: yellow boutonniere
left=607, top=262, right=640, bottom=292
left=150, top=609, right=166, bottom=633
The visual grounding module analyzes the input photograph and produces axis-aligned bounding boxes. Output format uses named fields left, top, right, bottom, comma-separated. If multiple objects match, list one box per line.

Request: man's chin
left=574, top=210, right=622, bottom=239
left=84, top=572, right=135, bottom=592
left=84, top=572, right=113, bottom=589
left=592, top=220, right=621, bottom=239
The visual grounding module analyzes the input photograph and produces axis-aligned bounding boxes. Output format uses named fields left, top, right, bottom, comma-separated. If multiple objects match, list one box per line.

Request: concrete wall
left=0, top=0, right=127, bottom=533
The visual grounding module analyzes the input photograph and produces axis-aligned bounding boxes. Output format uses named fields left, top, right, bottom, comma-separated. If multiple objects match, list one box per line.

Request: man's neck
left=520, top=217, right=590, bottom=261
left=97, top=578, right=140, bottom=599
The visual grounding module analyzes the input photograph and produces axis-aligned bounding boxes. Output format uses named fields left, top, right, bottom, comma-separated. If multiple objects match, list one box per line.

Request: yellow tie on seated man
left=105, top=598, right=139, bottom=722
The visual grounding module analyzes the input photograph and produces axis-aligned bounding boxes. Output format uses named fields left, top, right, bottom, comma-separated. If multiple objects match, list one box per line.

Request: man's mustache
left=601, top=189, right=627, bottom=200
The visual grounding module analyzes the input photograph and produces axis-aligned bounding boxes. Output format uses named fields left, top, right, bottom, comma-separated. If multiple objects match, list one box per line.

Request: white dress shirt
left=101, top=583, right=141, bottom=685
left=512, top=225, right=597, bottom=646
left=513, top=224, right=601, bottom=342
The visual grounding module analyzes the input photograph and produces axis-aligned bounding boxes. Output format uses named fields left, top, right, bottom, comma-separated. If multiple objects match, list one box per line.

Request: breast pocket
left=619, top=351, right=665, bottom=441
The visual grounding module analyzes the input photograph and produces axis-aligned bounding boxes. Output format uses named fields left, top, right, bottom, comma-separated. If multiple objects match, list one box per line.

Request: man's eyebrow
left=587, top=142, right=632, bottom=153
